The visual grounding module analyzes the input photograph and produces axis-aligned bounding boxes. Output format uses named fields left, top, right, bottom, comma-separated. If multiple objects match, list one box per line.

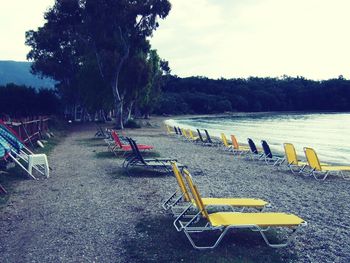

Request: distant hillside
left=0, top=60, right=55, bottom=89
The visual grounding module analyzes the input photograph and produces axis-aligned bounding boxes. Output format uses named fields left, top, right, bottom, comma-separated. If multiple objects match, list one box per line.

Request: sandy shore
left=0, top=117, right=349, bottom=262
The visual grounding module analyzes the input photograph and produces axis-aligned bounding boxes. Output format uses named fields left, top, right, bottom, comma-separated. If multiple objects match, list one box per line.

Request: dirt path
left=0, top=124, right=153, bottom=262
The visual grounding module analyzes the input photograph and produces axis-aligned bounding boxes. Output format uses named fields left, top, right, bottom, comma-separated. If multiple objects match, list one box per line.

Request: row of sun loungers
left=96, top=125, right=307, bottom=250
left=166, top=124, right=350, bottom=181
left=96, top=123, right=350, bottom=249
left=98, top=128, right=185, bottom=175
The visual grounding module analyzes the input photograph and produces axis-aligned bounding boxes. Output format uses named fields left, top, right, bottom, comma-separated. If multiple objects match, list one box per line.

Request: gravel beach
left=0, top=117, right=349, bottom=263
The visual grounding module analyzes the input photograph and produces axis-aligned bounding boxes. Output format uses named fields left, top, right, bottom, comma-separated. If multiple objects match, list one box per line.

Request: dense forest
left=155, top=75, right=350, bottom=114
left=2, top=74, right=350, bottom=118
left=0, top=84, right=59, bottom=117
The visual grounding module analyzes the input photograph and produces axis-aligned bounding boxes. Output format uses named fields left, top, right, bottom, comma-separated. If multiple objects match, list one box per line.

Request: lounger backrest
left=284, top=143, right=298, bottom=165
left=99, top=126, right=105, bottom=136
left=204, top=130, right=213, bottom=143
left=0, top=125, right=23, bottom=153
left=182, top=129, right=188, bottom=138
left=221, top=133, right=229, bottom=147
left=0, top=132, right=21, bottom=153
left=261, top=140, right=272, bottom=158
left=230, top=135, right=240, bottom=150
left=111, top=131, right=123, bottom=147
left=187, top=129, right=192, bottom=139
left=127, top=137, right=146, bottom=164
left=171, top=162, right=191, bottom=202
left=132, top=138, right=147, bottom=164
left=247, top=138, right=258, bottom=154
left=178, top=127, right=182, bottom=135
left=0, top=144, right=6, bottom=159
left=197, top=129, right=204, bottom=142
left=183, top=169, right=210, bottom=220
left=188, top=130, right=195, bottom=139
left=126, top=137, right=136, bottom=153
left=0, top=138, right=10, bottom=158
left=304, top=147, right=322, bottom=171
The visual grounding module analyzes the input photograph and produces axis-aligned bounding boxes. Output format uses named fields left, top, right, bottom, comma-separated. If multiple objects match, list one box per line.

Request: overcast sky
left=1, top=0, right=349, bottom=80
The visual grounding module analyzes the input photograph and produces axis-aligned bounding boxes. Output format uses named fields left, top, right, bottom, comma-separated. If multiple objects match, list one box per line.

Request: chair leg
left=0, top=184, right=7, bottom=194
left=312, top=170, right=329, bottom=181
left=258, top=226, right=302, bottom=248
left=184, top=227, right=229, bottom=250
left=341, top=171, right=350, bottom=180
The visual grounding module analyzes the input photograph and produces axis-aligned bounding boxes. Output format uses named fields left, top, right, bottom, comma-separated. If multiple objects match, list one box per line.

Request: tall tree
left=137, top=49, right=170, bottom=118
left=83, top=0, right=171, bottom=128
left=26, top=0, right=171, bottom=128
left=26, top=0, right=83, bottom=106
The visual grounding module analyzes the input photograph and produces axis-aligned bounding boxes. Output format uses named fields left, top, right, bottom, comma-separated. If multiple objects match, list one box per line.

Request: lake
left=165, top=112, right=350, bottom=165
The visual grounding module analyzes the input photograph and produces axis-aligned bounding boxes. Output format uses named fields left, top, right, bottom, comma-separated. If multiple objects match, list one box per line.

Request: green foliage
left=0, top=83, right=60, bottom=117
left=155, top=75, right=350, bottom=114
left=137, top=50, right=170, bottom=117
left=25, top=0, right=172, bottom=127
left=75, top=56, right=113, bottom=113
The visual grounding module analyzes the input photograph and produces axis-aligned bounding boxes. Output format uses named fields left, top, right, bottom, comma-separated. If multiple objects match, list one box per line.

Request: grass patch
left=95, top=151, right=117, bottom=159
left=75, top=138, right=106, bottom=147
left=36, top=120, right=68, bottom=156
left=94, top=150, right=161, bottom=159
left=123, top=216, right=296, bottom=263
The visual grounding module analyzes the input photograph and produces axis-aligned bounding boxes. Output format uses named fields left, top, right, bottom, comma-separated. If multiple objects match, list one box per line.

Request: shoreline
left=161, top=112, right=350, bottom=166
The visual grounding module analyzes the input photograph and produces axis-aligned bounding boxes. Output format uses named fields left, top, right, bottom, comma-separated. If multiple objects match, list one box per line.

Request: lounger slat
left=200, top=198, right=268, bottom=207
left=209, top=212, right=305, bottom=227
left=320, top=165, right=350, bottom=171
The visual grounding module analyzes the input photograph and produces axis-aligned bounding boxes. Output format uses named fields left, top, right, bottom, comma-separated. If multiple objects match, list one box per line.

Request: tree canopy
left=26, top=0, right=171, bottom=127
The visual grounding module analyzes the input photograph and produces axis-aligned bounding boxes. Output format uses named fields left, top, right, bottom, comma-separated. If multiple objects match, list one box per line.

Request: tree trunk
left=127, top=100, right=134, bottom=121
left=113, top=95, right=123, bottom=129
left=112, top=47, right=129, bottom=129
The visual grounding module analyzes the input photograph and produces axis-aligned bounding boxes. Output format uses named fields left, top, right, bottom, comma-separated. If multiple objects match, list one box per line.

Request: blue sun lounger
left=0, top=122, right=49, bottom=179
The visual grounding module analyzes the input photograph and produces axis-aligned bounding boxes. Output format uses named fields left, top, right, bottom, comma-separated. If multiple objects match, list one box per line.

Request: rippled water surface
left=166, top=112, right=350, bottom=164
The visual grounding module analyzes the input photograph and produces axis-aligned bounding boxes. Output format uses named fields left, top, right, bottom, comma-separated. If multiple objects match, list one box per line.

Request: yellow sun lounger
left=174, top=169, right=307, bottom=249
left=188, top=129, right=200, bottom=142
left=304, top=147, right=350, bottom=181
left=163, top=163, right=270, bottom=217
left=230, top=135, right=250, bottom=155
left=165, top=124, right=175, bottom=135
left=284, top=143, right=308, bottom=174
left=180, top=128, right=188, bottom=139
left=220, top=133, right=234, bottom=151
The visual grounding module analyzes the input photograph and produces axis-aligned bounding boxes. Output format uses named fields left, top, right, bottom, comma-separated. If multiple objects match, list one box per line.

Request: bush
left=124, top=119, right=141, bottom=128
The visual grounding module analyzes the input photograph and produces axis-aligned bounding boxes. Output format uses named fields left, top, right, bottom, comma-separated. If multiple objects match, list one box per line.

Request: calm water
left=165, top=112, right=350, bottom=165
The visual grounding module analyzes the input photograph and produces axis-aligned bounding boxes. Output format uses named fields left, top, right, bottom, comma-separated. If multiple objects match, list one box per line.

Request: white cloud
left=0, top=0, right=54, bottom=61
left=151, top=0, right=350, bottom=80
left=1, top=0, right=349, bottom=80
